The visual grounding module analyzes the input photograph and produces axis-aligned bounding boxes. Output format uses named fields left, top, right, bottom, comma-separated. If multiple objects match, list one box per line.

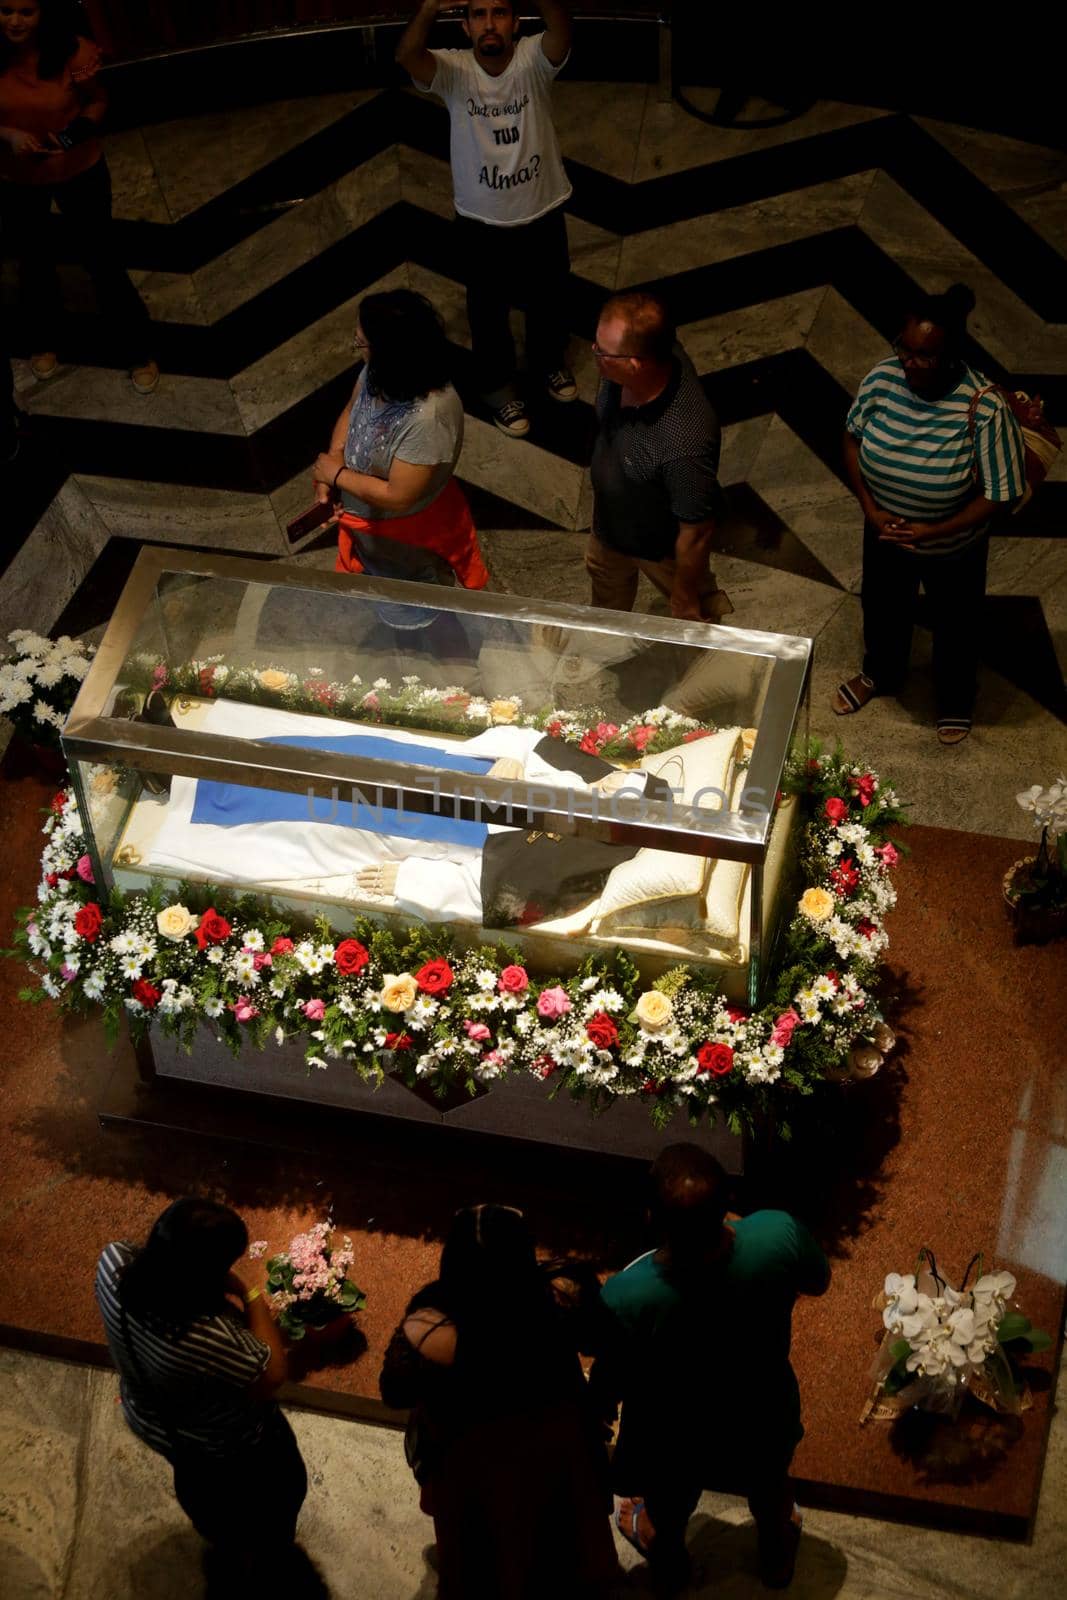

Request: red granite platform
left=0, top=753, right=1062, bottom=1537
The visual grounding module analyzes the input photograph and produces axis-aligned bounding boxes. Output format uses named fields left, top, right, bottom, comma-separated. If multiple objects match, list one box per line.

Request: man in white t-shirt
left=397, top=1, right=576, bottom=439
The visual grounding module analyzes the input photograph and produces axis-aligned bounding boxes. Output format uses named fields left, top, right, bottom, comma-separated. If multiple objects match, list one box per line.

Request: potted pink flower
left=258, top=1220, right=365, bottom=1341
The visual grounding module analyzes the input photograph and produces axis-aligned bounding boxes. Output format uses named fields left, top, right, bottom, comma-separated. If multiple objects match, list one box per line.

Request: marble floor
left=1, top=1343, right=1065, bottom=1600
left=1, top=78, right=1065, bottom=837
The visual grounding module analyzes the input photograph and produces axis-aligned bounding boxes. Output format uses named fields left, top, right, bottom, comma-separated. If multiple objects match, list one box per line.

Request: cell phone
left=286, top=499, right=337, bottom=543
left=53, top=117, right=94, bottom=151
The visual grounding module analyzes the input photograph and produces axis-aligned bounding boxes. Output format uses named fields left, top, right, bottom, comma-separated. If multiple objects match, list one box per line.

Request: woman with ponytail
left=834, top=283, right=1026, bottom=745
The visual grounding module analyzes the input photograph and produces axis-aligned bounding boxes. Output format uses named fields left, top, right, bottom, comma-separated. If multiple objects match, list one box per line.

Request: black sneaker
left=545, top=368, right=578, bottom=403
left=492, top=397, right=530, bottom=438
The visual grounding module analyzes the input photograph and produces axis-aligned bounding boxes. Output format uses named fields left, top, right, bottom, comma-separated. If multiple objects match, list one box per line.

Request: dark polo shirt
left=590, top=348, right=723, bottom=561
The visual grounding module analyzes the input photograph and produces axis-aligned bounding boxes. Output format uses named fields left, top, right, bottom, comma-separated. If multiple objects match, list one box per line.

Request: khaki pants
left=585, top=532, right=733, bottom=620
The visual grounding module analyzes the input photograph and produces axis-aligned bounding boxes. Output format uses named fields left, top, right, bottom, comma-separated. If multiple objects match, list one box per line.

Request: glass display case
left=63, top=548, right=812, bottom=1011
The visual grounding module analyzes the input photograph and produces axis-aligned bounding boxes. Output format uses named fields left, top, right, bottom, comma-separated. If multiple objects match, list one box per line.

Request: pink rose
left=536, top=985, right=572, bottom=1021
left=76, top=854, right=94, bottom=884
left=628, top=724, right=656, bottom=752
left=876, top=842, right=900, bottom=867
left=253, top=951, right=272, bottom=970
left=595, top=721, right=619, bottom=742
left=303, top=998, right=326, bottom=1022
left=363, top=692, right=380, bottom=710
left=231, top=997, right=259, bottom=1024
left=498, top=964, right=529, bottom=995
left=482, top=1049, right=506, bottom=1068
left=60, top=963, right=78, bottom=984
left=464, top=1020, right=491, bottom=1042
left=824, top=797, right=849, bottom=825
left=771, top=1008, right=801, bottom=1047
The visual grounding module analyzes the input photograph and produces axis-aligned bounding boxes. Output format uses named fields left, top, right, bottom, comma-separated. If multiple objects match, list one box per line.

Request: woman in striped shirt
left=833, top=284, right=1025, bottom=744
left=96, top=1197, right=308, bottom=1585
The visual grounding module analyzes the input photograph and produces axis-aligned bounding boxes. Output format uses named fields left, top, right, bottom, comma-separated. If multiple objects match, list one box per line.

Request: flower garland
left=118, top=654, right=718, bottom=764
left=8, top=742, right=907, bottom=1138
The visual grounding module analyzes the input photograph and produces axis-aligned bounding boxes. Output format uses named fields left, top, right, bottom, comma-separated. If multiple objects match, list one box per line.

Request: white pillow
left=701, top=759, right=750, bottom=950
left=590, top=728, right=741, bottom=935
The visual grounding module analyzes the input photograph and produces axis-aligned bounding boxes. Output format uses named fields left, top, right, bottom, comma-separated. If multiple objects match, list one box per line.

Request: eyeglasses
left=591, top=343, right=647, bottom=361
left=892, top=337, right=940, bottom=371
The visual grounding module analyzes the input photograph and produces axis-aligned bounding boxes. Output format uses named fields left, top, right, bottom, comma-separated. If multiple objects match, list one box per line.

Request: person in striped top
left=833, top=284, right=1026, bottom=745
left=95, top=1198, right=308, bottom=1584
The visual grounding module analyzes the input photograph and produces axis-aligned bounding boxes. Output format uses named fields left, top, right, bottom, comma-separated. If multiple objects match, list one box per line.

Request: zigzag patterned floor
left=3, top=81, right=1066, bottom=836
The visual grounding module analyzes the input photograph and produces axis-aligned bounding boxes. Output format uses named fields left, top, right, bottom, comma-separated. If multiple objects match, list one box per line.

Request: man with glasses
left=397, top=1, right=575, bottom=440
left=587, top=292, right=733, bottom=623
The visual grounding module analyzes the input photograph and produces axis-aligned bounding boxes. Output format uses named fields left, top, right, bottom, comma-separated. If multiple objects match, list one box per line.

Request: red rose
left=194, top=908, right=232, bottom=950
left=725, top=1006, right=747, bottom=1023
left=198, top=665, right=217, bottom=696
left=132, top=978, right=161, bottom=1009
left=697, top=1042, right=735, bottom=1077
left=579, top=731, right=602, bottom=756
left=73, top=902, right=103, bottom=942
left=498, top=964, right=529, bottom=994
left=532, top=1054, right=557, bottom=1078
left=270, top=936, right=294, bottom=956
left=824, top=797, right=848, bottom=824
left=683, top=729, right=712, bottom=743
left=416, top=958, right=453, bottom=994
left=45, top=872, right=58, bottom=888
left=545, top=719, right=563, bottom=738
left=585, top=1011, right=619, bottom=1051
left=334, top=939, right=370, bottom=976
left=385, top=1031, right=413, bottom=1051
left=50, top=792, right=68, bottom=814
left=857, top=918, right=877, bottom=939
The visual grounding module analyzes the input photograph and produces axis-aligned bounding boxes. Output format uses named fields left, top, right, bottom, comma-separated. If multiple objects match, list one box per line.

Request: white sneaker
left=492, top=398, right=530, bottom=439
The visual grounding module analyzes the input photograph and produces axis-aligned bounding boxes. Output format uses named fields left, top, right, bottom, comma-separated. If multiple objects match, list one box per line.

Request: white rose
left=634, top=990, right=673, bottom=1031
left=156, top=904, right=196, bottom=942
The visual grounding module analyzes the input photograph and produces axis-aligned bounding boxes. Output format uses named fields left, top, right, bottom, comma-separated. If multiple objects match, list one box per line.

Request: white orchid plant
left=1012, top=777, right=1067, bottom=908
left=869, top=1250, right=1051, bottom=1420
left=0, top=631, right=94, bottom=751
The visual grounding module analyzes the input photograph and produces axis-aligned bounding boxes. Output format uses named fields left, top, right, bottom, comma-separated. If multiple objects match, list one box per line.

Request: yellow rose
left=380, top=972, right=418, bottom=1013
left=156, top=903, right=196, bottom=942
left=257, top=669, right=291, bottom=692
left=741, top=727, right=758, bottom=755
left=799, top=887, right=834, bottom=923
left=635, top=989, right=673, bottom=1031
left=489, top=698, right=519, bottom=724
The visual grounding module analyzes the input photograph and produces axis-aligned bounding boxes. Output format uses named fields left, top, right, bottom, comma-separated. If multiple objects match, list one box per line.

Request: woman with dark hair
left=0, top=0, right=157, bottom=390
left=312, top=288, right=487, bottom=599
left=379, top=1202, right=618, bottom=1600
left=834, top=283, right=1025, bottom=745
left=95, top=1197, right=307, bottom=1578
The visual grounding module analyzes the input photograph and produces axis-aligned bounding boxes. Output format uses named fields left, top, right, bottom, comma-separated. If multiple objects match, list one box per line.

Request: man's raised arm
left=535, top=1, right=572, bottom=67
left=396, top=0, right=452, bottom=88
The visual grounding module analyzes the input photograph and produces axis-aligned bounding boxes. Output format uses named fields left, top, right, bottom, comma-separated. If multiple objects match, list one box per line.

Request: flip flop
left=614, top=1497, right=654, bottom=1559
left=936, top=720, right=971, bottom=746
left=832, top=673, right=876, bottom=716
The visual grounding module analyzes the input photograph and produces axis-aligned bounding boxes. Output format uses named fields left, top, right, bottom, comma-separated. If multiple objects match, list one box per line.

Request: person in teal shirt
left=592, top=1143, right=830, bottom=1592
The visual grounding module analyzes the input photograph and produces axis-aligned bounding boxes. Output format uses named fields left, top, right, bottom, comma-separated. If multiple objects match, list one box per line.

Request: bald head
left=598, top=292, right=675, bottom=364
